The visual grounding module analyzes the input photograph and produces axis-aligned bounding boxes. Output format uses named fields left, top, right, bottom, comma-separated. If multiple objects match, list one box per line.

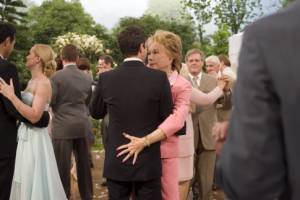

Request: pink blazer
left=159, top=71, right=192, bottom=158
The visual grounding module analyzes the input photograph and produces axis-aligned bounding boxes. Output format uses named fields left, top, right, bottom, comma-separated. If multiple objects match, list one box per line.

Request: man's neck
left=0, top=49, right=7, bottom=59
left=63, top=62, right=76, bottom=68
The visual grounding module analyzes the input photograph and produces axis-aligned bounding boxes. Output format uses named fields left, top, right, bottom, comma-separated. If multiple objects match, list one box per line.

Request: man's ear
left=3, top=37, right=11, bottom=47
left=139, top=43, right=145, bottom=53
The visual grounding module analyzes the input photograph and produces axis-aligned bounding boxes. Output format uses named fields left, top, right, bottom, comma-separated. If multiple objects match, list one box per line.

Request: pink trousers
left=161, top=158, right=179, bottom=200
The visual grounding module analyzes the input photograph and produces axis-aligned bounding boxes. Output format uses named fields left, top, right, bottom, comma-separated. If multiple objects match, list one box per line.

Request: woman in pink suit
left=117, top=30, right=227, bottom=200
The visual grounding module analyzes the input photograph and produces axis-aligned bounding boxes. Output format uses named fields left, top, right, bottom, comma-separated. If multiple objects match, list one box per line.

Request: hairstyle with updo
left=147, top=30, right=182, bottom=72
left=32, top=44, right=57, bottom=77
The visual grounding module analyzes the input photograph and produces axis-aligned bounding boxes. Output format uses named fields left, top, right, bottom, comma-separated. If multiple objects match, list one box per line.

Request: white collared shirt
left=63, top=63, right=76, bottom=68
left=188, top=72, right=202, bottom=87
left=123, top=57, right=143, bottom=63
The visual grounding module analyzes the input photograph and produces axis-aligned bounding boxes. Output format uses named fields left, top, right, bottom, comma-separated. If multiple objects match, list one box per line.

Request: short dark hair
left=77, top=57, right=90, bottom=71
left=0, top=22, right=16, bottom=44
left=99, top=55, right=113, bottom=67
left=117, top=25, right=146, bottom=57
left=61, top=44, right=79, bottom=62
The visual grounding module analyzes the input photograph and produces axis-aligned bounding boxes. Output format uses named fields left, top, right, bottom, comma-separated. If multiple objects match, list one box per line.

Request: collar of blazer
left=121, top=60, right=145, bottom=68
left=63, top=64, right=77, bottom=69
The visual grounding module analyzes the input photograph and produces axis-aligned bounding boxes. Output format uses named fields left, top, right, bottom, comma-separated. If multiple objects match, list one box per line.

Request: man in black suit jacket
left=217, top=1, right=300, bottom=199
left=90, top=26, right=173, bottom=200
left=0, top=23, right=49, bottom=200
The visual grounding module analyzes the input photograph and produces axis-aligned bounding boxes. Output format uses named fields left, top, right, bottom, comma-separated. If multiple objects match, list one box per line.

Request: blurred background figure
left=96, top=55, right=113, bottom=76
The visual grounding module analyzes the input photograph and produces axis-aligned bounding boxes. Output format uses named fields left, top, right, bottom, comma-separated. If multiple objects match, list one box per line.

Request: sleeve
left=216, top=25, right=286, bottom=200
left=190, top=86, right=223, bottom=106
left=158, top=74, right=173, bottom=127
left=89, top=75, right=107, bottom=119
left=0, top=64, right=49, bottom=127
left=0, top=64, right=22, bottom=118
left=50, top=76, right=58, bottom=107
left=159, top=79, right=192, bottom=138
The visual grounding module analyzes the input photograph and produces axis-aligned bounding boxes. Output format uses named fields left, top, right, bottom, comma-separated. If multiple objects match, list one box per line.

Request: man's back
left=217, top=1, right=300, bottom=199
left=90, top=60, right=173, bottom=181
left=51, top=65, right=92, bottom=139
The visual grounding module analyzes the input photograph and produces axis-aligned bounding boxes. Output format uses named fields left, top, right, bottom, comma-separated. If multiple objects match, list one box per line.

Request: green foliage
left=26, top=0, right=96, bottom=44
left=181, top=0, right=213, bottom=43
left=112, top=15, right=196, bottom=64
left=214, top=0, right=263, bottom=34
left=281, top=0, right=296, bottom=7
left=208, top=24, right=231, bottom=55
left=10, top=24, right=33, bottom=85
left=0, top=0, right=27, bottom=24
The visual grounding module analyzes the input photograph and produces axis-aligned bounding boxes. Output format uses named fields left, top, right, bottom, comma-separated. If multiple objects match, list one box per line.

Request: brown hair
left=185, top=49, right=205, bottom=62
left=61, top=44, right=79, bottom=62
left=98, top=55, right=113, bottom=67
left=148, top=30, right=182, bottom=72
left=77, top=57, right=90, bottom=71
left=117, top=25, right=146, bottom=57
left=218, top=54, right=231, bottom=67
left=32, top=44, right=56, bottom=77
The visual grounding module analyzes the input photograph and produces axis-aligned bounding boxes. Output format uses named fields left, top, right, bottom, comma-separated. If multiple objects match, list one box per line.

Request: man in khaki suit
left=185, top=49, right=226, bottom=200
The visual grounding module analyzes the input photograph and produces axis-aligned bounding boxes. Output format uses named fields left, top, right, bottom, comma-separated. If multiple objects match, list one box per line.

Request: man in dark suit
left=90, top=26, right=173, bottom=200
left=217, top=1, right=300, bottom=199
left=51, top=44, right=93, bottom=199
left=0, top=23, right=49, bottom=200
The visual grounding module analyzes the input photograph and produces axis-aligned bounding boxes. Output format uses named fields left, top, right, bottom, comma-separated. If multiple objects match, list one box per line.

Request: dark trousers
left=52, top=138, right=93, bottom=200
left=0, top=157, right=15, bottom=200
left=107, top=178, right=162, bottom=200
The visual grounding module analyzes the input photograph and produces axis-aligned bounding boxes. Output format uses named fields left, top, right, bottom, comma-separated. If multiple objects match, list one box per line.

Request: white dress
left=9, top=92, right=67, bottom=200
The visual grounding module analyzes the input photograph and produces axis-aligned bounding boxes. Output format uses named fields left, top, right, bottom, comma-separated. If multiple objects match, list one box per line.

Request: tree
left=145, top=0, right=190, bottom=23
left=111, top=15, right=196, bottom=64
left=214, top=0, right=263, bottom=34
left=208, top=24, right=231, bottom=55
left=0, top=0, right=27, bottom=24
left=181, top=0, right=213, bottom=44
left=26, top=0, right=96, bottom=44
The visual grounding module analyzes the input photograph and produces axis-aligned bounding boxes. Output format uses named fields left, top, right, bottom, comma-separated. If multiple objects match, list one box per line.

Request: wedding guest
left=0, top=23, right=50, bottom=200
left=185, top=49, right=231, bottom=200
left=117, top=31, right=229, bottom=200
left=89, top=25, right=173, bottom=200
left=217, top=1, right=300, bottom=199
left=218, top=54, right=236, bottom=81
left=0, top=44, right=66, bottom=199
left=51, top=44, right=93, bottom=199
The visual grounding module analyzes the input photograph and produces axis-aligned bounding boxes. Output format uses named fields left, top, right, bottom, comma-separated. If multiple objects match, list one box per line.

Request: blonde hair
left=147, top=30, right=182, bottom=72
left=185, top=49, right=205, bottom=62
left=33, top=44, right=57, bottom=77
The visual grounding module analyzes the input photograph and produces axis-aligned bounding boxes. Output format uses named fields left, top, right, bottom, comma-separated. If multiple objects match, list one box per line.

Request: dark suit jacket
left=51, top=64, right=93, bottom=139
left=217, top=1, right=300, bottom=199
left=0, top=58, right=49, bottom=158
left=90, top=60, right=173, bottom=181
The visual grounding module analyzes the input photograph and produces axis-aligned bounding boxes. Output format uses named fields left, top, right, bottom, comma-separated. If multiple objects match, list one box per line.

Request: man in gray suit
left=51, top=44, right=93, bottom=199
left=217, top=1, right=300, bottom=199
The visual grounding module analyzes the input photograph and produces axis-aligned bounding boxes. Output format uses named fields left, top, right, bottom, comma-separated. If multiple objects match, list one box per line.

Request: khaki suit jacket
left=191, top=73, right=218, bottom=151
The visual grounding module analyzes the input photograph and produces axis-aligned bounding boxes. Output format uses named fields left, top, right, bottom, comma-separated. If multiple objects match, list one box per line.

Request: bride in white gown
left=0, top=44, right=66, bottom=200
